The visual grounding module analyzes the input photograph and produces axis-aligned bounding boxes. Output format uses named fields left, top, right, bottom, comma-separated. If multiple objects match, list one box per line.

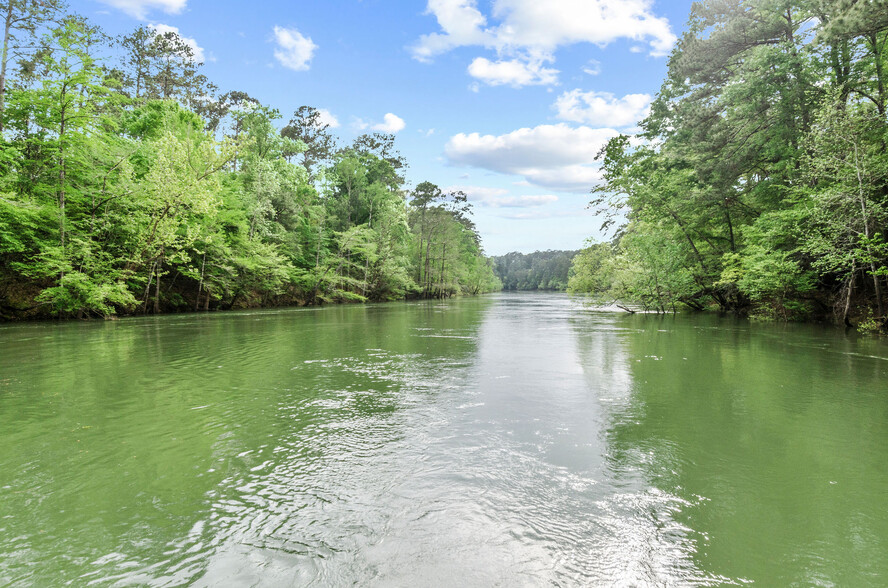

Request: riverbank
left=568, top=2, right=888, bottom=331
left=0, top=277, right=498, bottom=322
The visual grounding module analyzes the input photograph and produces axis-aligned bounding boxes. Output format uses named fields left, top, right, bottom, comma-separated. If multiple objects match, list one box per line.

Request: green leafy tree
left=0, top=0, right=65, bottom=131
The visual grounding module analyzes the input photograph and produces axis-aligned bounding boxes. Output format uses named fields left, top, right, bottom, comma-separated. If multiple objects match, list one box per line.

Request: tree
left=119, top=25, right=152, bottom=100
left=0, top=0, right=65, bottom=132
left=25, top=17, right=110, bottom=250
left=0, top=5, right=500, bottom=320
left=492, top=250, right=579, bottom=291
left=576, top=0, right=888, bottom=326
left=281, top=105, right=335, bottom=180
left=802, top=96, right=888, bottom=323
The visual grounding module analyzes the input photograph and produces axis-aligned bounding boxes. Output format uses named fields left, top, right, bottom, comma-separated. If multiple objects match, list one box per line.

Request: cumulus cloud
left=468, top=57, right=558, bottom=87
left=98, top=0, right=185, bottom=19
left=494, top=0, right=675, bottom=56
left=371, top=113, right=406, bottom=134
left=445, top=123, right=618, bottom=192
left=412, top=0, right=494, bottom=63
left=316, top=108, right=340, bottom=128
left=447, top=185, right=559, bottom=208
left=411, top=0, right=677, bottom=82
left=554, top=90, right=651, bottom=127
left=150, top=24, right=205, bottom=62
left=273, top=26, right=317, bottom=71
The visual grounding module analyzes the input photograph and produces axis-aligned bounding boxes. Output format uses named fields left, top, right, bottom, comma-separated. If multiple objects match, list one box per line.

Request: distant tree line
left=492, top=250, right=577, bottom=291
left=569, top=0, right=888, bottom=330
left=0, top=4, right=500, bottom=319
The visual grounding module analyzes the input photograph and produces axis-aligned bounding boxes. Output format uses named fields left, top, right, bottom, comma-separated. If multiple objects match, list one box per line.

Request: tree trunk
left=439, top=243, right=446, bottom=298
left=143, top=261, right=156, bottom=313
left=424, top=241, right=432, bottom=297
left=195, top=252, right=206, bottom=311
left=0, top=3, right=13, bottom=133
left=725, top=206, right=736, bottom=252
left=363, top=251, right=370, bottom=298
left=853, top=142, right=884, bottom=316
left=843, top=265, right=856, bottom=328
left=868, top=33, right=886, bottom=115
left=316, top=214, right=323, bottom=268
left=58, top=94, right=67, bottom=271
left=154, top=256, right=162, bottom=314
left=418, top=207, right=426, bottom=290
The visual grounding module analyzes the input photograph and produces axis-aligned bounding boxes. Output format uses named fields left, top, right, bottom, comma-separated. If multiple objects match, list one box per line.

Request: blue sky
left=78, top=0, right=695, bottom=255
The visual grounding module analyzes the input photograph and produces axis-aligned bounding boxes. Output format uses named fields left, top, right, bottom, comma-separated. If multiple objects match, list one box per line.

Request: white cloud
left=411, top=0, right=677, bottom=71
left=445, top=123, right=618, bottom=191
left=412, top=0, right=494, bottom=63
left=498, top=211, right=544, bottom=219
left=554, top=90, right=651, bottom=127
left=447, top=185, right=559, bottom=208
left=316, top=108, right=340, bottom=128
left=98, top=0, right=185, bottom=19
left=583, top=59, right=601, bottom=76
left=371, top=113, right=406, bottom=134
left=493, top=194, right=559, bottom=207
left=492, top=0, right=675, bottom=56
left=497, top=208, right=595, bottom=220
left=468, top=57, right=558, bottom=87
left=149, top=24, right=205, bottom=62
left=273, top=26, right=317, bottom=71
left=449, top=185, right=508, bottom=200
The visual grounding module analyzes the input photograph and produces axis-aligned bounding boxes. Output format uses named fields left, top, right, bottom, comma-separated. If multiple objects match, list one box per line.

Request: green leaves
left=576, top=0, right=888, bottom=326
left=0, top=9, right=500, bottom=319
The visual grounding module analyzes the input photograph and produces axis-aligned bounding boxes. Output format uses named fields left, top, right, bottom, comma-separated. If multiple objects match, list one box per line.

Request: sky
left=76, top=0, right=696, bottom=255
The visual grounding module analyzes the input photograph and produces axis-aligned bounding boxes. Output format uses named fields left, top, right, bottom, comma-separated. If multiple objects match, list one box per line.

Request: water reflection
left=588, top=312, right=888, bottom=586
left=1, top=300, right=492, bottom=586
left=1, top=295, right=887, bottom=586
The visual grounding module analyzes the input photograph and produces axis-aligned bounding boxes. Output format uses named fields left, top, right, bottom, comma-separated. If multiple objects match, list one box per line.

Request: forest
left=0, top=3, right=500, bottom=320
left=491, top=250, right=577, bottom=291
left=568, top=0, right=888, bottom=329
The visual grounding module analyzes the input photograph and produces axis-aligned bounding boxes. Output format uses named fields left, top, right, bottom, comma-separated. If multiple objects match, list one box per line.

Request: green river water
left=1, top=292, right=887, bottom=586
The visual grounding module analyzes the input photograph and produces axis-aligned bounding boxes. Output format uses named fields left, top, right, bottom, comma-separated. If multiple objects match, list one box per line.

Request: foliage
left=407, top=183, right=498, bottom=298
left=0, top=12, right=499, bottom=319
left=492, top=250, right=577, bottom=291
left=572, top=0, right=888, bottom=327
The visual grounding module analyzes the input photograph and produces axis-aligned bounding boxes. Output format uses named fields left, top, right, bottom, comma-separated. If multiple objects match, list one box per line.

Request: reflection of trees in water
left=567, top=311, right=737, bottom=587
left=0, top=298, right=494, bottom=585
left=574, top=312, right=888, bottom=586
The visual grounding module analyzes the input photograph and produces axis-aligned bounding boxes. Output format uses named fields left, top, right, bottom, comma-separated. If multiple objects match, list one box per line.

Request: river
left=1, top=293, right=887, bottom=586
